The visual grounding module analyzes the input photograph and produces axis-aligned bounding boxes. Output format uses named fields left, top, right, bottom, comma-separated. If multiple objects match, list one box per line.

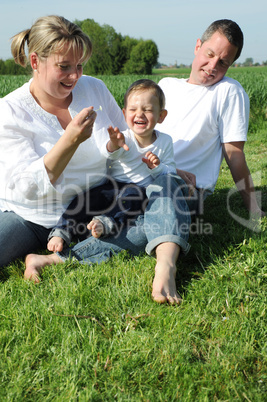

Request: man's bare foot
left=47, top=236, right=64, bottom=252
left=24, top=253, right=63, bottom=283
left=87, top=219, right=104, bottom=238
left=152, top=242, right=182, bottom=305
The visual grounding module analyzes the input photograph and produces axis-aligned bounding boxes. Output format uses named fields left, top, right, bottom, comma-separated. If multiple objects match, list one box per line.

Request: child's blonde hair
left=124, top=79, right=166, bottom=110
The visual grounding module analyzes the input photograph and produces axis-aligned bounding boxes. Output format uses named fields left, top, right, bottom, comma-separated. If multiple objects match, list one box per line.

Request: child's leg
left=105, top=183, right=146, bottom=229
left=152, top=242, right=182, bottom=305
left=87, top=219, right=104, bottom=238
left=56, top=180, right=119, bottom=243
left=47, top=236, right=65, bottom=252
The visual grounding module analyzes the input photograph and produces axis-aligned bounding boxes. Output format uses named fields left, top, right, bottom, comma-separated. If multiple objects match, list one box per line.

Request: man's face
left=188, top=31, right=238, bottom=86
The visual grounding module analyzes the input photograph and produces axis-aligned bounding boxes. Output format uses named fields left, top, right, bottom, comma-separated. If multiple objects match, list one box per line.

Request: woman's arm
left=44, top=107, right=96, bottom=184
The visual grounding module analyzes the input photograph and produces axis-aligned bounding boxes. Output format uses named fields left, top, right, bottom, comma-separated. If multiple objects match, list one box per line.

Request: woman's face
left=31, top=46, right=83, bottom=101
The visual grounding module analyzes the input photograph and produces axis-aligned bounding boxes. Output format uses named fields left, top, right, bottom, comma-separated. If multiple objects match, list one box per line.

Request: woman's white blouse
left=0, top=76, right=127, bottom=227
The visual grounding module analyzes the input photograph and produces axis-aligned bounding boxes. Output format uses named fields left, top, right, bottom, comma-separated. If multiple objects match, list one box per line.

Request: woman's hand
left=65, top=107, right=97, bottom=145
left=44, top=107, right=97, bottom=184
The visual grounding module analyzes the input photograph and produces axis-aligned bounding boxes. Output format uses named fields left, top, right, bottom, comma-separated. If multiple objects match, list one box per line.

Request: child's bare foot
left=47, top=236, right=64, bottom=252
left=87, top=219, right=104, bottom=238
left=24, top=253, right=63, bottom=283
left=152, top=242, right=182, bottom=305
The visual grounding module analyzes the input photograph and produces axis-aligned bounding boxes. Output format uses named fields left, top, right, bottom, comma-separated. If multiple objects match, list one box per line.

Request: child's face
left=123, top=89, right=167, bottom=142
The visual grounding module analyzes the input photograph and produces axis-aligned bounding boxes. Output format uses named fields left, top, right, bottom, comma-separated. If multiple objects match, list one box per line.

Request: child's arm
left=142, top=134, right=177, bottom=177
left=142, top=151, right=160, bottom=169
left=107, top=126, right=129, bottom=153
left=47, top=236, right=65, bottom=252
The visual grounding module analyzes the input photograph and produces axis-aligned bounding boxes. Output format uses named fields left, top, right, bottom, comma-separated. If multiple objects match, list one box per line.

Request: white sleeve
left=99, top=127, right=129, bottom=160
left=219, top=87, right=249, bottom=143
left=0, top=101, right=56, bottom=201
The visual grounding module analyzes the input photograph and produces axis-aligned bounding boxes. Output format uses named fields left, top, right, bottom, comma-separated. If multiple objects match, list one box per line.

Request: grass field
left=0, top=70, right=267, bottom=400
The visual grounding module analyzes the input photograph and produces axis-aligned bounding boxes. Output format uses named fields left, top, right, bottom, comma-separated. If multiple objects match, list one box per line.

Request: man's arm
left=222, top=142, right=265, bottom=216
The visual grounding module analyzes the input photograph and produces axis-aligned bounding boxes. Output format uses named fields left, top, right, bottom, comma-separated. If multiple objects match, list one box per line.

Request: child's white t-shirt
left=102, top=129, right=177, bottom=187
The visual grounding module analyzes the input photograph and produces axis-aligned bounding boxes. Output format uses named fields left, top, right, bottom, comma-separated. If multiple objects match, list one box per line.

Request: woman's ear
left=157, top=109, right=168, bottom=124
left=30, top=52, right=39, bottom=71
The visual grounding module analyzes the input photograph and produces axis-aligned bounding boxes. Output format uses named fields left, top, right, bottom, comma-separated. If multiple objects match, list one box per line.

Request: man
left=158, top=19, right=263, bottom=216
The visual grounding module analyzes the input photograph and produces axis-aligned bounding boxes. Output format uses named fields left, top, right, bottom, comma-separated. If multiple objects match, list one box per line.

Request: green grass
left=0, top=73, right=267, bottom=400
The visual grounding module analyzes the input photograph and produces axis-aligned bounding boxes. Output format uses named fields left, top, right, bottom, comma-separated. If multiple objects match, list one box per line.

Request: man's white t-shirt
left=157, top=76, right=249, bottom=193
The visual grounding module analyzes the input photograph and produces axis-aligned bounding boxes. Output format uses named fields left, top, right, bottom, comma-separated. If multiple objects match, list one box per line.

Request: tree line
left=0, top=18, right=159, bottom=76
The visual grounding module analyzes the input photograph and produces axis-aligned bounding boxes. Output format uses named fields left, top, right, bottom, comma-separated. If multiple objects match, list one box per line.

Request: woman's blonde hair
left=11, top=15, right=92, bottom=67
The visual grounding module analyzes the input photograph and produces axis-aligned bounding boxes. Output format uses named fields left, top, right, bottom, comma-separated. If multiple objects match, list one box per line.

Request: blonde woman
left=0, top=15, right=127, bottom=267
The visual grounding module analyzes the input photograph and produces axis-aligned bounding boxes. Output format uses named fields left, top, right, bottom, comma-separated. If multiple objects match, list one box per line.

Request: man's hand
left=176, top=168, right=196, bottom=197
left=223, top=142, right=265, bottom=217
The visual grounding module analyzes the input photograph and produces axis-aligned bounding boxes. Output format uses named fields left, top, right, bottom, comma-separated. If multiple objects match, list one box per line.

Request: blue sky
left=1, top=0, right=266, bottom=65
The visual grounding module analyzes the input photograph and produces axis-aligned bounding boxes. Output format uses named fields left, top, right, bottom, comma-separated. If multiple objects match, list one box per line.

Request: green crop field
left=0, top=70, right=267, bottom=401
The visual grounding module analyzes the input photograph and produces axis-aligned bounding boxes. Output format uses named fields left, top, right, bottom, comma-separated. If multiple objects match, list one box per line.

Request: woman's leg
left=24, top=253, right=62, bottom=283
left=0, top=211, right=50, bottom=267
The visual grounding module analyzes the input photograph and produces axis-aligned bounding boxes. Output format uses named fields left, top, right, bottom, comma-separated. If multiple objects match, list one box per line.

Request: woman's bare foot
left=24, top=253, right=63, bottom=283
left=87, top=219, right=104, bottom=238
left=47, top=236, right=64, bottom=252
left=152, top=242, right=182, bottom=305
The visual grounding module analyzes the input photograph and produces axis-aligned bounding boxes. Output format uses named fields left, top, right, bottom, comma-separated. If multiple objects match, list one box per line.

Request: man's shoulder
left=158, top=77, right=187, bottom=88
left=214, top=76, right=245, bottom=93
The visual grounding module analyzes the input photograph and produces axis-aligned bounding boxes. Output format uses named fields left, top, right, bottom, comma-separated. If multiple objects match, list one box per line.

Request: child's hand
left=142, top=151, right=160, bottom=169
left=107, top=126, right=129, bottom=152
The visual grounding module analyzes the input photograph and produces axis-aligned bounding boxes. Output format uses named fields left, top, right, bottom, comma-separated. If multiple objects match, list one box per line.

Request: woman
left=0, top=15, right=127, bottom=267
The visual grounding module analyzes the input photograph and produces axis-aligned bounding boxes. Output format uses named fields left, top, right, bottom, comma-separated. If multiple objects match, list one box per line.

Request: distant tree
left=4, top=59, right=29, bottom=75
left=121, top=36, right=138, bottom=65
left=102, top=26, right=127, bottom=75
left=243, top=57, right=254, bottom=67
left=81, top=19, right=113, bottom=75
left=123, top=40, right=159, bottom=74
left=73, top=19, right=159, bottom=75
left=0, top=59, right=6, bottom=74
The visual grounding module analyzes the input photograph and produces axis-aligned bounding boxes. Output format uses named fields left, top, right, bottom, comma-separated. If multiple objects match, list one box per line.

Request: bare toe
left=167, top=293, right=183, bottom=305
left=152, top=291, right=167, bottom=304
